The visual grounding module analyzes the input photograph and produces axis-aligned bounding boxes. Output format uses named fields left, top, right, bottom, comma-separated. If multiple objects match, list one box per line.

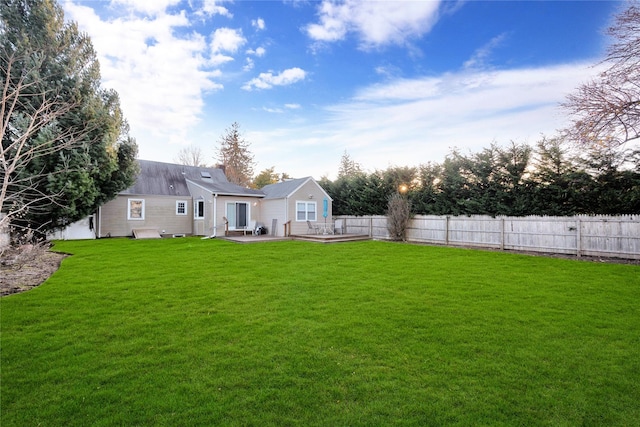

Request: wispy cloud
left=305, top=0, right=442, bottom=49
left=463, top=33, right=509, bottom=71
left=248, top=62, right=603, bottom=179
left=242, top=67, right=307, bottom=90
left=111, top=0, right=181, bottom=16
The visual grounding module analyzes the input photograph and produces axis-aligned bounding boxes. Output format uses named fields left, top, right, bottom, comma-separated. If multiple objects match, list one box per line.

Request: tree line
left=320, top=139, right=640, bottom=217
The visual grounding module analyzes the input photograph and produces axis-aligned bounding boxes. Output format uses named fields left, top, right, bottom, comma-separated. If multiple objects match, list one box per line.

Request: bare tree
left=175, top=145, right=207, bottom=167
left=1, top=49, right=96, bottom=233
left=563, top=2, right=640, bottom=148
left=386, top=192, right=411, bottom=241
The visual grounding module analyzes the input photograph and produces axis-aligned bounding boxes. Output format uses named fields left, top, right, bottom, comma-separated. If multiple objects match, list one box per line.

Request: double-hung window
left=128, top=199, right=145, bottom=220
left=296, top=201, right=317, bottom=221
left=176, top=200, right=187, bottom=215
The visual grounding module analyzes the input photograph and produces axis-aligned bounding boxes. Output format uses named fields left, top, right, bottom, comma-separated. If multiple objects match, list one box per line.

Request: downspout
left=97, top=206, right=102, bottom=238
left=284, top=196, right=288, bottom=236
left=211, top=193, right=218, bottom=237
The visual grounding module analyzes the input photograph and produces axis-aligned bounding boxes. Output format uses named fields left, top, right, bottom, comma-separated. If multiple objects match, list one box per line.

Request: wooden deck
left=219, top=233, right=370, bottom=244
left=290, top=233, right=370, bottom=243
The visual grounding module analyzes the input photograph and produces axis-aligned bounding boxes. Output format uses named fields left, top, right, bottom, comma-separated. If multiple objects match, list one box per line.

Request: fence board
left=337, top=214, right=640, bottom=260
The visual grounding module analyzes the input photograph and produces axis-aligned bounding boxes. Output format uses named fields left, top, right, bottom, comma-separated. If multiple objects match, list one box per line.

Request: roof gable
left=261, top=177, right=332, bottom=200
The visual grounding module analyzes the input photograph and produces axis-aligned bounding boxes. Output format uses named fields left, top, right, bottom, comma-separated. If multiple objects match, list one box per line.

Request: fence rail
left=337, top=215, right=640, bottom=260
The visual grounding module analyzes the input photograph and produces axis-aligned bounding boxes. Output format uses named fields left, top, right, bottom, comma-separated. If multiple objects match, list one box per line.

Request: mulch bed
left=0, top=246, right=67, bottom=297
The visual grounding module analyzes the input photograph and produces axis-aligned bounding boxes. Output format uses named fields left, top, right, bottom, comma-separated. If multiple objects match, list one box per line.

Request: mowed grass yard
left=1, top=238, right=639, bottom=426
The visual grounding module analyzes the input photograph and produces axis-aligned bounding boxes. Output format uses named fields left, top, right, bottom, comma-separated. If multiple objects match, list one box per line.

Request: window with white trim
left=176, top=200, right=187, bottom=215
left=194, top=199, right=205, bottom=219
left=296, top=201, right=317, bottom=221
left=128, top=199, right=145, bottom=220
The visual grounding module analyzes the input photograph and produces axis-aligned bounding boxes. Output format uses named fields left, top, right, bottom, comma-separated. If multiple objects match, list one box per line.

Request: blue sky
left=63, top=0, right=622, bottom=179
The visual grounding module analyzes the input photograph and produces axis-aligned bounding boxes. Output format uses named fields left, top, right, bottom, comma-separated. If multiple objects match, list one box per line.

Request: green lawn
left=1, top=238, right=639, bottom=426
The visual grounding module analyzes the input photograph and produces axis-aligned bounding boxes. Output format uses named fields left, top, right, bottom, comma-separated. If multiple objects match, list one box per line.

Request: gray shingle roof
left=261, top=177, right=312, bottom=199
left=120, top=160, right=263, bottom=197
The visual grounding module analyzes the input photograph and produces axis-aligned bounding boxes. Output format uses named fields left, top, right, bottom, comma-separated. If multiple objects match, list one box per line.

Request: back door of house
left=226, top=202, right=248, bottom=229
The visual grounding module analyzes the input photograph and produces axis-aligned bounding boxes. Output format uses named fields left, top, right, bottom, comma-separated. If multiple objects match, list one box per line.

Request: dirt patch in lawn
left=1, top=245, right=67, bottom=297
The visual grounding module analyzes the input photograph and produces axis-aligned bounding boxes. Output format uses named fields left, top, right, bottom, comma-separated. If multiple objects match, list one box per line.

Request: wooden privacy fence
left=337, top=215, right=640, bottom=260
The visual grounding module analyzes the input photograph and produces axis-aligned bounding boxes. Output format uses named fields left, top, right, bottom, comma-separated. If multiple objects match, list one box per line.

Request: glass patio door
left=226, top=202, right=248, bottom=229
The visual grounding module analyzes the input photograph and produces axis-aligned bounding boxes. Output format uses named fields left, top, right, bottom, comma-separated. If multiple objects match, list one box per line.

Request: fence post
left=500, top=217, right=505, bottom=251
left=445, top=216, right=450, bottom=246
left=576, top=218, right=582, bottom=257
left=369, top=217, right=373, bottom=238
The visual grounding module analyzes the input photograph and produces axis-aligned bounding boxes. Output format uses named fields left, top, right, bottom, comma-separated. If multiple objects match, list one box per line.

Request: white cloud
left=247, top=62, right=604, bottom=179
left=210, top=27, right=246, bottom=54
left=306, top=0, right=442, bottom=49
left=246, top=47, right=266, bottom=57
left=199, top=0, right=232, bottom=17
left=63, top=1, right=223, bottom=148
left=242, top=67, right=307, bottom=90
left=285, top=103, right=301, bottom=109
left=111, top=0, right=181, bottom=16
left=209, top=28, right=246, bottom=66
left=252, top=18, right=266, bottom=30
left=320, top=63, right=602, bottom=170
left=243, top=57, right=255, bottom=71
left=211, top=53, right=235, bottom=66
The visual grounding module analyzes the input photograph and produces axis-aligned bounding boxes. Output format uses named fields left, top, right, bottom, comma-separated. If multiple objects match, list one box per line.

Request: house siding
left=288, top=180, right=332, bottom=236
left=260, top=199, right=287, bottom=236
left=52, top=161, right=334, bottom=241
left=187, top=183, right=213, bottom=236
left=98, top=195, right=193, bottom=237
left=215, top=195, right=261, bottom=233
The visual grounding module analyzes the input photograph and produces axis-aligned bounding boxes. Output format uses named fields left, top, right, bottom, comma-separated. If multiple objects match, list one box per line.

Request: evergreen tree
left=337, top=150, right=362, bottom=178
left=253, top=167, right=279, bottom=189
left=1, top=0, right=138, bottom=235
left=215, top=122, right=254, bottom=187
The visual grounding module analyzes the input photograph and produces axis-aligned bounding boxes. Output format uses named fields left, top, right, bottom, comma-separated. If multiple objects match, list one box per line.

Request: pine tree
left=215, top=122, right=254, bottom=187
left=1, top=0, right=139, bottom=235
